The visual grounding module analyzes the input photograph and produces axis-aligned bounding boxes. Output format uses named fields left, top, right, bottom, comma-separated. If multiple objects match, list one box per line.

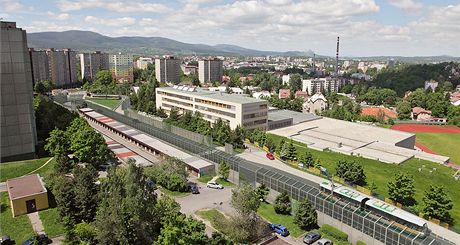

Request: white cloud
left=387, top=0, right=423, bottom=13
left=47, top=11, right=70, bottom=20
left=56, top=0, right=170, bottom=13
left=84, top=16, right=136, bottom=27
left=1, top=0, right=23, bottom=12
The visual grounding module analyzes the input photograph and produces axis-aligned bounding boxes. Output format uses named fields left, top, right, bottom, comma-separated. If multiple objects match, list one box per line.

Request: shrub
left=319, top=224, right=348, bottom=241
left=356, top=241, right=366, bottom=245
left=274, top=192, right=291, bottom=215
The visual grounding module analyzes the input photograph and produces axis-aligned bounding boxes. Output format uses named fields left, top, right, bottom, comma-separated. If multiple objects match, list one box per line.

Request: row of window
left=195, top=99, right=234, bottom=110
left=158, top=91, right=193, bottom=101
left=243, top=111, right=267, bottom=119
left=243, top=119, right=267, bottom=127
left=163, top=98, right=193, bottom=108
left=195, top=105, right=236, bottom=118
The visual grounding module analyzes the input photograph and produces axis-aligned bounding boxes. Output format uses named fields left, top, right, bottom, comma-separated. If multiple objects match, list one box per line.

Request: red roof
left=361, top=107, right=397, bottom=120
left=412, top=107, right=431, bottom=115
left=279, top=89, right=291, bottom=99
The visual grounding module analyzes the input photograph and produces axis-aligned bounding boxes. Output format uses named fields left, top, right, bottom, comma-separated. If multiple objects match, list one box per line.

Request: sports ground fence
left=58, top=97, right=455, bottom=245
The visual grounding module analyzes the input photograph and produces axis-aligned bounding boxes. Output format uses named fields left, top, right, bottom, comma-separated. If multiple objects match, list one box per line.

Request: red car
left=266, top=152, right=275, bottom=160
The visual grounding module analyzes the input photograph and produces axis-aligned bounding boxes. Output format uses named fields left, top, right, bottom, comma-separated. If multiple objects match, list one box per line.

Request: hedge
left=319, top=224, right=348, bottom=241
left=356, top=241, right=366, bottom=245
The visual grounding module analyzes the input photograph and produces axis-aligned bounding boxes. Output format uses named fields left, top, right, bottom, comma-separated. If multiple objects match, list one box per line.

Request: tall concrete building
left=79, top=51, right=109, bottom=81
left=302, top=77, right=343, bottom=95
left=155, top=56, right=180, bottom=84
left=109, top=53, right=133, bottom=83
left=44, top=48, right=77, bottom=87
left=199, top=58, right=223, bottom=83
left=29, top=48, right=50, bottom=84
left=1, top=22, right=37, bottom=162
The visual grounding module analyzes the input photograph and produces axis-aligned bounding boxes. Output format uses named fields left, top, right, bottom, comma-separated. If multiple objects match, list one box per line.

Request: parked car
left=1, top=235, right=14, bottom=245
left=317, top=239, right=333, bottom=245
left=22, top=234, right=51, bottom=245
left=206, top=181, right=223, bottom=189
left=266, top=152, right=275, bottom=160
left=190, top=184, right=200, bottom=194
left=269, top=224, right=289, bottom=237
left=303, top=232, right=321, bottom=244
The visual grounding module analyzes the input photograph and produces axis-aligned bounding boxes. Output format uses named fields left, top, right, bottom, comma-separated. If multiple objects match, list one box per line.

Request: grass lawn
left=0, top=157, right=52, bottom=182
left=87, top=98, right=120, bottom=109
left=197, top=176, right=235, bottom=187
left=266, top=133, right=460, bottom=232
left=196, top=209, right=228, bottom=233
left=158, top=186, right=190, bottom=197
left=38, top=207, right=65, bottom=238
left=0, top=192, right=35, bottom=243
left=415, top=133, right=460, bottom=164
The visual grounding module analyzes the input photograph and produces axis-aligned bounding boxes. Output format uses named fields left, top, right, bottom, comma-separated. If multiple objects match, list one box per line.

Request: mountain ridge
left=27, top=30, right=313, bottom=56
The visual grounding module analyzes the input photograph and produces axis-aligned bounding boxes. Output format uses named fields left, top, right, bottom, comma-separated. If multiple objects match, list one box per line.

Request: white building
left=207, top=86, right=244, bottom=95
left=303, top=92, right=327, bottom=114
left=302, top=77, right=343, bottom=95
left=424, top=80, right=438, bottom=91
left=109, top=53, right=133, bottom=83
left=79, top=51, right=109, bottom=81
left=282, top=74, right=290, bottom=85
left=199, top=58, right=223, bottom=83
left=252, top=91, right=271, bottom=99
left=155, top=56, right=181, bottom=84
left=135, top=57, right=153, bottom=70
left=156, top=86, right=268, bottom=130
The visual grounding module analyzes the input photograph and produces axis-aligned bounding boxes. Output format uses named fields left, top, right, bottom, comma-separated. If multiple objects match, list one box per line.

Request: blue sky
left=1, top=0, right=459, bottom=56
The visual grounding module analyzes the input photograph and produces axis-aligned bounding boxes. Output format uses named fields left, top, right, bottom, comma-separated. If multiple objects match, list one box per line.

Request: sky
left=1, top=0, right=459, bottom=57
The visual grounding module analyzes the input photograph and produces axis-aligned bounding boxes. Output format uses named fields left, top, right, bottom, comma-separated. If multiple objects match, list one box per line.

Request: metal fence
left=61, top=98, right=455, bottom=245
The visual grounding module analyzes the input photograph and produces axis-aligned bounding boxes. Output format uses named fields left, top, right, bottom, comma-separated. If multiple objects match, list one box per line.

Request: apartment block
left=79, top=51, right=109, bottom=81
left=156, top=86, right=268, bottom=130
left=45, top=48, right=77, bottom=87
left=198, top=58, right=223, bottom=83
left=29, top=48, right=50, bottom=84
left=1, top=21, right=37, bottom=161
left=109, top=53, right=133, bottom=83
left=302, top=77, right=343, bottom=95
left=155, top=56, right=181, bottom=84
left=135, top=57, right=153, bottom=70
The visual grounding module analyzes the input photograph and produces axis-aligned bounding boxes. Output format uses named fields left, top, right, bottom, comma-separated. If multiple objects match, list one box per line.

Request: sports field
left=391, top=124, right=460, bottom=166
left=87, top=98, right=121, bottom=109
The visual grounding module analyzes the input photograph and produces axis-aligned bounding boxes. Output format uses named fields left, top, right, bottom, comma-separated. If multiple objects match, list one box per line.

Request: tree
left=299, top=151, right=314, bottom=168
left=294, top=199, right=317, bottom=230
left=274, top=192, right=291, bottom=215
left=147, top=157, right=189, bottom=192
left=231, top=183, right=260, bottom=215
left=73, top=165, right=99, bottom=223
left=54, top=176, right=77, bottom=229
left=255, top=183, right=269, bottom=202
left=396, top=101, right=412, bottom=120
left=368, top=181, right=378, bottom=196
left=230, top=126, right=245, bottom=149
left=34, top=80, right=54, bottom=94
left=54, top=153, right=73, bottom=174
left=210, top=232, right=233, bottom=245
left=73, top=221, right=97, bottom=244
left=289, top=73, right=302, bottom=92
left=154, top=214, right=209, bottom=245
left=422, top=185, right=453, bottom=223
left=335, top=160, right=366, bottom=185
left=284, top=139, right=297, bottom=161
left=156, top=195, right=181, bottom=222
left=219, top=161, right=230, bottom=180
left=276, top=138, right=285, bottom=155
left=70, top=127, right=113, bottom=168
left=264, top=137, right=276, bottom=152
left=45, top=128, right=70, bottom=156
left=387, top=172, right=416, bottom=206
left=95, top=161, right=159, bottom=244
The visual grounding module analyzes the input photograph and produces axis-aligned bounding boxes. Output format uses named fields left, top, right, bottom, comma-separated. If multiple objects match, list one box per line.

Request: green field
left=0, top=192, right=35, bottom=242
left=87, top=98, right=121, bottom=109
left=0, top=157, right=53, bottom=182
left=415, top=133, right=460, bottom=164
left=266, top=133, right=460, bottom=231
left=39, top=207, right=65, bottom=238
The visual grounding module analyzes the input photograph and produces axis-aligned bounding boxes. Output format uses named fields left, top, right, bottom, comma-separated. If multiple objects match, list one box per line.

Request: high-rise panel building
left=155, top=56, right=180, bottom=84
left=1, top=21, right=37, bottom=162
left=28, top=48, right=50, bottom=84
left=135, top=57, right=153, bottom=70
left=302, top=78, right=343, bottom=95
left=109, top=53, right=133, bottom=83
left=199, top=58, right=223, bottom=83
left=44, top=48, right=77, bottom=87
left=79, top=51, right=109, bottom=81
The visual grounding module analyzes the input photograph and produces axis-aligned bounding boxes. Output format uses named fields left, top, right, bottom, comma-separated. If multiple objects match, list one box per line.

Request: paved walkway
left=0, top=182, right=6, bottom=192
left=27, top=212, right=44, bottom=234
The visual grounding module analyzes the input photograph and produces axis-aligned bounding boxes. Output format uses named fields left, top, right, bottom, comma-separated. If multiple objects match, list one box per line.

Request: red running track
left=391, top=124, right=460, bottom=134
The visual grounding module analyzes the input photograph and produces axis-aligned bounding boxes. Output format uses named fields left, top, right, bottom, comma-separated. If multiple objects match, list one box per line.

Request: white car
left=206, top=181, right=224, bottom=189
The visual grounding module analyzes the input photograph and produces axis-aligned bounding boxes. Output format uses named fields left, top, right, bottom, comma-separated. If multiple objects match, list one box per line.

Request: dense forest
left=370, top=62, right=460, bottom=96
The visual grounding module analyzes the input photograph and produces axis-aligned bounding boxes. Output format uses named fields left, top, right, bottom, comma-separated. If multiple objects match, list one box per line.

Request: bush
left=319, top=224, right=348, bottom=241
left=356, top=241, right=366, bottom=245
left=274, top=192, right=291, bottom=215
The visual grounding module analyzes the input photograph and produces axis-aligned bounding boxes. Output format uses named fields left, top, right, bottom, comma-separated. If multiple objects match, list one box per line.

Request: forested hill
left=370, top=62, right=460, bottom=96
